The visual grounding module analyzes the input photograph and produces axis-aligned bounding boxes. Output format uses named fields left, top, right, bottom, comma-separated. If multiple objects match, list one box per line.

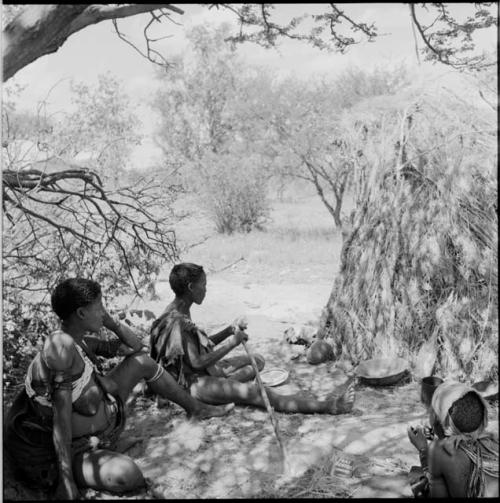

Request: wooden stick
left=241, top=339, right=287, bottom=468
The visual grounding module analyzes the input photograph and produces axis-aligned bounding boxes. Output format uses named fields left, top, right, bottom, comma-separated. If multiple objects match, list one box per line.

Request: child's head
left=430, top=383, right=487, bottom=437
left=169, top=263, right=206, bottom=303
left=449, top=392, right=485, bottom=433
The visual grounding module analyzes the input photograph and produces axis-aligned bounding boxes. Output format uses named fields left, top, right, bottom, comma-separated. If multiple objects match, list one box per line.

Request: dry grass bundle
left=318, top=90, right=498, bottom=382
left=254, top=453, right=357, bottom=499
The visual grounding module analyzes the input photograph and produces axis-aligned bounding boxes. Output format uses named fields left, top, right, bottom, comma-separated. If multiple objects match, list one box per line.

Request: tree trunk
left=332, top=200, right=342, bottom=228
left=3, top=5, right=86, bottom=81
left=2, top=4, right=183, bottom=82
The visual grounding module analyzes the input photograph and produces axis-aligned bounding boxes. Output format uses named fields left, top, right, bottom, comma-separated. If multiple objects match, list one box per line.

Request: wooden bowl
left=355, top=357, right=409, bottom=386
left=420, top=376, right=444, bottom=407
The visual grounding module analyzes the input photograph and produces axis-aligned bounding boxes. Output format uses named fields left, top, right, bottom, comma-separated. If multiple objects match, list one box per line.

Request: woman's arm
left=44, top=333, right=79, bottom=499
left=209, top=316, right=248, bottom=345
left=209, top=325, right=234, bottom=345
left=103, top=312, right=144, bottom=353
left=52, top=379, right=79, bottom=499
left=427, top=441, right=451, bottom=498
left=186, top=328, right=248, bottom=371
left=83, top=335, right=122, bottom=358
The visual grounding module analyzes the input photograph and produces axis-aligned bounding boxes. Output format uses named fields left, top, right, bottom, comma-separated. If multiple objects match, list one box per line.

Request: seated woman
left=407, top=381, right=499, bottom=498
left=4, top=278, right=233, bottom=500
left=149, top=263, right=355, bottom=415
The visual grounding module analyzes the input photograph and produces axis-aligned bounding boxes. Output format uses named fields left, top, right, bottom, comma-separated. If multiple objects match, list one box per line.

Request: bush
left=2, top=298, right=56, bottom=405
left=196, top=152, right=270, bottom=234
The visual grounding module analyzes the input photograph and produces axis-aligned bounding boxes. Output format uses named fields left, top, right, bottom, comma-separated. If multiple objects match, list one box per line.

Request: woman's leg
left=106, top=352, right=233, bottom=419
left=219, top=354, right=265, bottom=382
left=191, top=376, right=355, bottom=414
left=73, top=449, right=145, bottom=493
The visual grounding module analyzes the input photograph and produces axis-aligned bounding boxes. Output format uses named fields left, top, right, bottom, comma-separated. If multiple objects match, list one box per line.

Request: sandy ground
left=4, top=259, right=499, bottom=500
left=118, top=272, right=498, bottom=500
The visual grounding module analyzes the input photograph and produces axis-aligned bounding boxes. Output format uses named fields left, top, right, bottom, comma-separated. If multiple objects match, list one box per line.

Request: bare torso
left=30, top=336, right=116, bottom=437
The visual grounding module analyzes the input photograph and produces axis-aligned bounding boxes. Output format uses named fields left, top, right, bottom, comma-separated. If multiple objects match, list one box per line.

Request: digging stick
left=241, top=339, right=287, bottom=468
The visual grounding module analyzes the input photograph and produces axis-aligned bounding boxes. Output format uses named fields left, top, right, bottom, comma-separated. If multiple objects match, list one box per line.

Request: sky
left=3, top=3, right=497, bottom=166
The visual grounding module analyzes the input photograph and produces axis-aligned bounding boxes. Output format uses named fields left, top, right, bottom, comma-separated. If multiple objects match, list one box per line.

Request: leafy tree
left=57, top=74, right=142, bottom=185
left=154, top=24, right=245, bottom=161
left=154, top=24, right=272, bottom=233
left=265, top=65, right=411, bottom=227
left=2, top=78, right=179, bottom=299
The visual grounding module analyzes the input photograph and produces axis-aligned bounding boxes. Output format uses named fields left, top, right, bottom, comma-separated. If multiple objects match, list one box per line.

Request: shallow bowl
left=258, top=368, right=289, bottom=387
left=355, top=357, right=409, bottom=386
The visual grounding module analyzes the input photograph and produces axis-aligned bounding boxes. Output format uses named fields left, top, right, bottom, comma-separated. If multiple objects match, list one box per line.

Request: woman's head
left=51, top=278, right=104, bottom=331
left=449, top=392, right=485, bottom=433
left=169, top=263, right=206, bottom=304
left=430, top=382, right=487, bottom=436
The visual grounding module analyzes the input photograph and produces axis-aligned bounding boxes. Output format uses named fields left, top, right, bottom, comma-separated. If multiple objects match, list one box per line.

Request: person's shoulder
left=151, top=309, right=195, bottom=336
left=428, top=438, right=456, bottom=468
left=43, top=329, right=76, bottom=370
left=429, top=437, right=473, bottom=478
left=45, top=328, right=75, bottom=347
left=164, top=307, right=196, bottom=331
left=169, top=315, right=198, bottom=338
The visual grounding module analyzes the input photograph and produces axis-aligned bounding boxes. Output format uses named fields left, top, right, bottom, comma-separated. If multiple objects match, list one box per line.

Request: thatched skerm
left=318, top=94, right=497, bottom=382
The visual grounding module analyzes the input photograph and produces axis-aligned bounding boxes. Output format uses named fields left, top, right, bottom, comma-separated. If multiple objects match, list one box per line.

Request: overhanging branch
left=3, top=4, right=185, bottom=81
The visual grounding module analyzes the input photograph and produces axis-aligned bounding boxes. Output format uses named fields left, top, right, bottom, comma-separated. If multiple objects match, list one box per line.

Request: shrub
left=196, top=152, right=270, bottom=234
left=2, top=298, right=56, bottom=405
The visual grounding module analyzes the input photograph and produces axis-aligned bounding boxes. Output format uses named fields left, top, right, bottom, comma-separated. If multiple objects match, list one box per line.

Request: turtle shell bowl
left=472, top=380, right=498, bottom=400
left=355, top=357, right=409, bottom=386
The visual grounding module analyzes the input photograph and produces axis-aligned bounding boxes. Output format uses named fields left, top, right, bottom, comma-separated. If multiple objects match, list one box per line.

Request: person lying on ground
left=4, top=278, right=233, bottom=500
left=407, top=381, right=498, bottom=498
left=149, top=262, right=355, bottom=415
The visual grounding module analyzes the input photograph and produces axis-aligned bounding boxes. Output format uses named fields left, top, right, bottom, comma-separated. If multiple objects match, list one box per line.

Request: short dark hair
left=449, top=392, right=485, bottom=433
left=169, top=263, right=205, bottom=296
left=51, top=278, right=101, bottom=321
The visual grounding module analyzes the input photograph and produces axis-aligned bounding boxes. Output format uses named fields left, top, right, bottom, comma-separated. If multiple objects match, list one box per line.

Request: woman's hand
left=407, top=425, right=428, bottom=452
left=232, top=316, right=248, bottom=333
left=103, top=311, right=143, bottom=353
left=54, top=478, right=79, bottom=500
left=232, top=329, right=249, bottom=346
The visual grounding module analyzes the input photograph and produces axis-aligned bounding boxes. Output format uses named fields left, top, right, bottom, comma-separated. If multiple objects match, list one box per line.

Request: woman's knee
left=99, top=455, right=144, bottom=492
left=190, top=378, right=231, bottom=404
left=125, top=350, right=150, bottom=365
left=125, top=351, right=158, bottom=374
left=76, top=451, right=144, bottom=493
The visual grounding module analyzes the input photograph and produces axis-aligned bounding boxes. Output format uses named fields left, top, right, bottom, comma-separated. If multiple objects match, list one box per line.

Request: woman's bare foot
left=190, top=402, right=235, bottom=420
left=325, top=377, right=355, bottom=414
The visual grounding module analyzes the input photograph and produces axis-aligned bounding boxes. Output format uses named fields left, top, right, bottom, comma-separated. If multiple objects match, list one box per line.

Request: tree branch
left=70, top=4, right=184, bottom=32
left=3, top=4, right=184, bottom=81
left=409, top=3, right=497, bottom=71
left=3, top=163, right=179, bottom=296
